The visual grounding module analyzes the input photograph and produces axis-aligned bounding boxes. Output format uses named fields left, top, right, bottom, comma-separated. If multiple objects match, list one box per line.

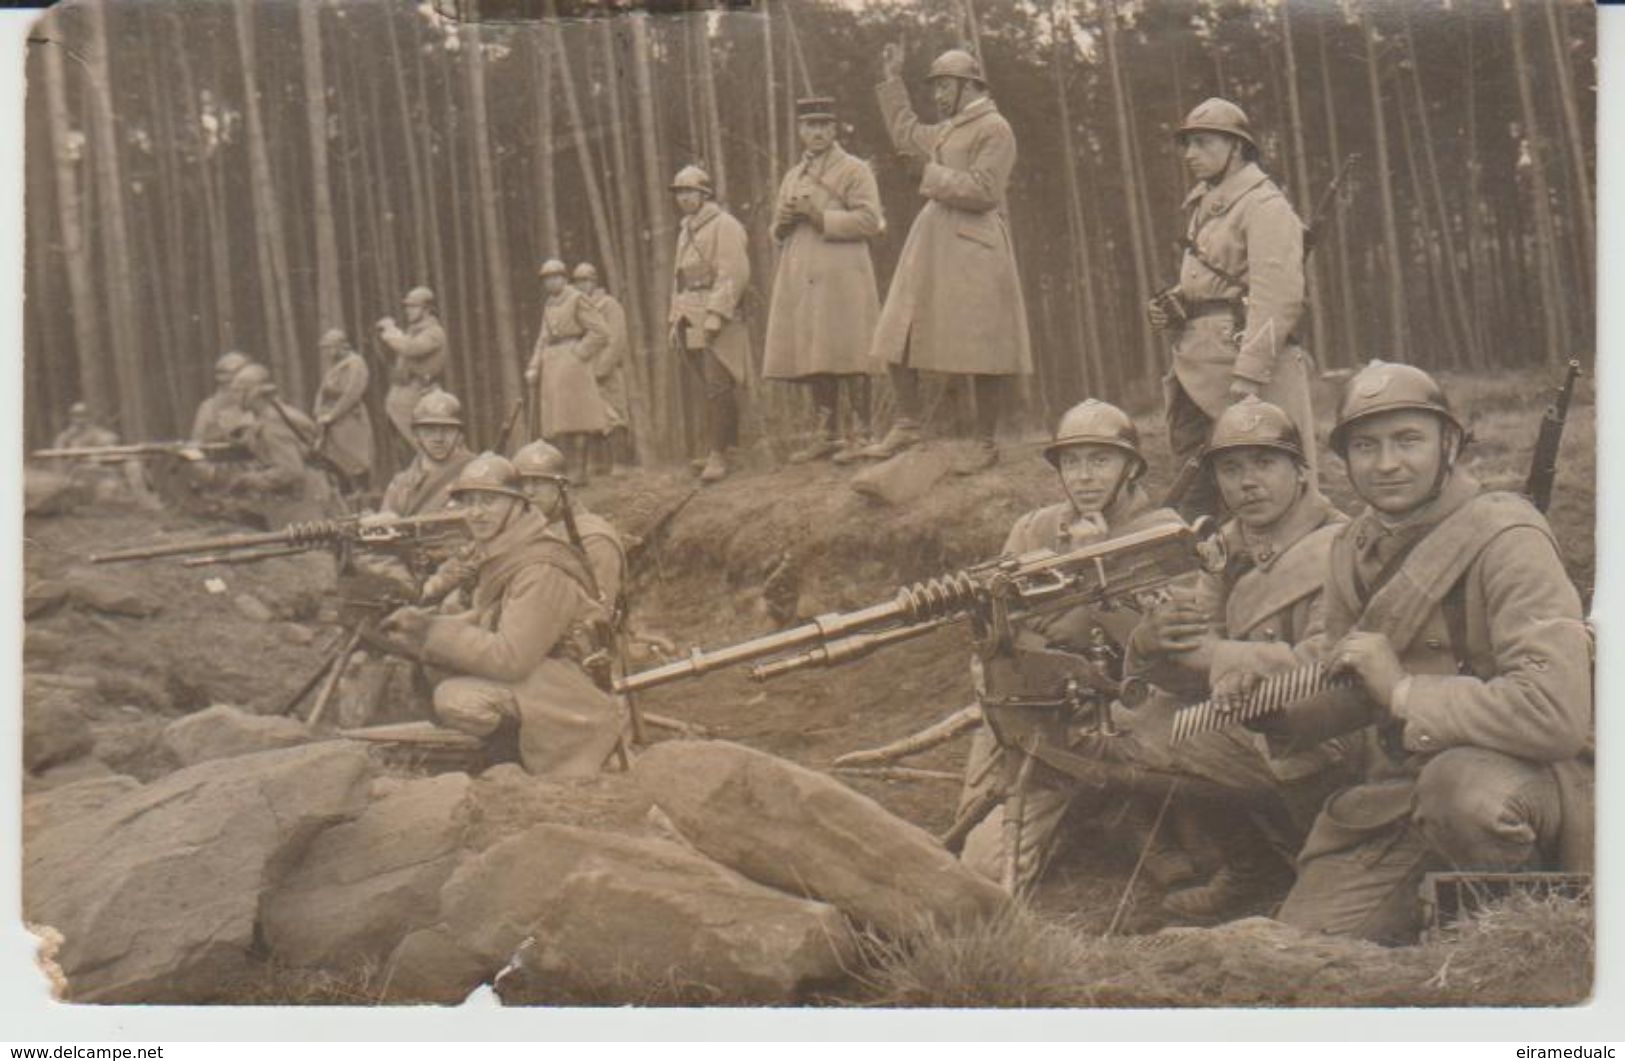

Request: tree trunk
left=601, top=17, right=654, bottom=462
left=1317, top=21, right=1359, bottom=367
left=531, top=29, right=558, bottom=257
left=1051, top=3, right=1105, bottom=396
left=631, top=13, right=680, bottom=457
left=299, top=0, right=344, bottom=334
left=1279, top=0, right=1327, bottom=361
left=1507, top=0, right=1570, bottom=362
left=1542, top=0, right=1593, bottom=286
left=692, top=15, right=729, bottom=204
left=1360, top=2, right=1408, bottom=362
left=464, top=21, right=522, bottom=422
left=1099, top=0, right=1159, bottom=383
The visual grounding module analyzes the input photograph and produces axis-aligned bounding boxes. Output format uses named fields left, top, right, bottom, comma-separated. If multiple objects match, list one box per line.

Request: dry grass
left=1421, top=890, right=1594, bottom=1005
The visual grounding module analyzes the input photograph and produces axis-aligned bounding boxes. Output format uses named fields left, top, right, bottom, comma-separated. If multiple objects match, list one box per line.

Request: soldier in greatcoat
left=572, top=263, right=635, bottom=476
left=381, top=453, right=624, bottom=778
left=1148, top=99, right=1318, bottom=520
left=762, top=96, right=885, bottom=465
left=379, top=390, right=475, bottom=518
left=525, top=259, right=611, bottom=485
left=1229, top=362, right=1591, bottom=943
left=667, top=164, right=751, bottom=484
left=190, top=350, right=255, bottom=444
left=377, top=286, right=448, bottom=452
left=311, top=328, right=374, bottom=491
left=223, top=363, right=333, bottom=508
left=860, top=44, right=1033, bottom=474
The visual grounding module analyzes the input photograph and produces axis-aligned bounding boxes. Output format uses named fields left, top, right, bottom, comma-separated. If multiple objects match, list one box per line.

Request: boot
left=699, top=450, right=729, bottom=483
left=1161, top=859, right=1291, bottom=923
left=858, top=420, right=923, bottom=460
left=787, top=437, right=840, bottom=464
left=831, top=435, right=870, bottom=465
left=951, top=438, right=999, bottom=476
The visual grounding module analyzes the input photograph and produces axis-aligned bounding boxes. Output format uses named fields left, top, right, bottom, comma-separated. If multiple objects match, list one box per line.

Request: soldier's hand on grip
left=1145, top=298, right=1172, bottom=331
left=1129, top=597, right=1211, bottom=657
left=1329, top=631, right=1406, bottom=710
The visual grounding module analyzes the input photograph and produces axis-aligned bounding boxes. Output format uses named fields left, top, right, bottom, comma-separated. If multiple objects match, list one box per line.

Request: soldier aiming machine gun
left=89, top=510, right=470, bottom=573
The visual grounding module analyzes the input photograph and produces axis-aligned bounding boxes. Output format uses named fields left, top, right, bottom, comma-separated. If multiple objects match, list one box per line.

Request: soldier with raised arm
left=377, top=286, right=448, bottom=449
left=763, top=95, right=885, bottom=465
left=860, top=43, right=1032, bottom=475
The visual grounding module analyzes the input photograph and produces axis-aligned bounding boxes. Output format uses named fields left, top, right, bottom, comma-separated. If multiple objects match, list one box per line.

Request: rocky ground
left=19, top=367, right=1595, bottom=1007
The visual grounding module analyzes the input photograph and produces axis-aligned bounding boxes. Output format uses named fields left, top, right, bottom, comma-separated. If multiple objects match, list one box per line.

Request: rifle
left=1525, top=358, right=1582, bottom=514
left=265, top=398, right=358, bottom=499
left=495, top=397, right=524, bottom=455
left=32, top=441, right=245, bottom=464
left=89, top=510, right=470, bottom=566
left=1302, top=153, right=1360, bottom=259
left=553, top=483, right=644, bottom=743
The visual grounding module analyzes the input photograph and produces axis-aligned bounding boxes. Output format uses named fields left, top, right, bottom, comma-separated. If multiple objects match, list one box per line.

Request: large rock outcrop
left=24, top=742, right=373, bottom=1003
left=23, top=685, right=95, bottom=774
left=23, top=775, right=142, bottom=842
left=261, top=773, right=474, bottom=968
left=387, top=823, right=854, bottom=1005
left=160, top=704, right=313, bottom=766
left=635, top=740, right=1008, bottom=938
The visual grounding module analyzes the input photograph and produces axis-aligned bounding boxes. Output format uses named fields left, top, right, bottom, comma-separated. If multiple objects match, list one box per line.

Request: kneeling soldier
left=1261, top=361, right=1592, bottom=943
left=382, top=454, right=623, bottom=778
left=513, top=440, right=627, bottom=614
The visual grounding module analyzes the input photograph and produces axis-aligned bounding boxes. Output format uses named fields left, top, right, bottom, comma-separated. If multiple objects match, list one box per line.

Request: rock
left=635, top=741, right=1008, bottom=939
left=262, top=773, right=474, bottom=968
left=277, top=622, right=316, bottom=646
left=63, top=569, right=160, bottom=618
left=387, top=823, right=854, bottom=1005
left=25, top=468, right=78, bottom=516
left=23, top=628, right=70, bottom=666
left=24, top=579, right=69, bottom=619
left=93, top=671, right=171, bottom=713
left=849, top=446, right=952, bottom=507
left=24, top=742, right=373, bottom=1003
left=24, top=688, right=94, bottom=774
left=24, top=775, right=142, bottom=841
left=233, top=593, right=275, bottom=623
left=160, top=704, right=312, bottom=766
left=23, top=756, right=119, bottom=793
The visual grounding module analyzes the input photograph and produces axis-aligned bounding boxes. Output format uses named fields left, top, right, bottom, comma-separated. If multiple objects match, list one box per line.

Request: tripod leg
left=306, top=626, right=366, bottom=729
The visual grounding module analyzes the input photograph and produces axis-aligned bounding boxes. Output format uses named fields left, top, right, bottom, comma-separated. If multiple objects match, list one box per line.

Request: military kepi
left=795, top=96, right=836, bottom=122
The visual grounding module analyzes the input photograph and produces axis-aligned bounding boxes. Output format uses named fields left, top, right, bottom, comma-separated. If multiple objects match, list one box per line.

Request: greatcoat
left=668, top=201, right=752, bottom=383
left=420, top=508, right=623, bottom=777
left=528, top=286, right=611, bottom=437
left=312, top=351, right=374, bottom=480
left=585, top=289, right=631, bottom=428
left=547, top=506, right=627, bottom=617
left=190, top=390, right=252, bottom=445
left=380, top=315, right=448, bottom=443
left=1168, top=162, right=1316, bottom=465
left=869, top=81, right=1032, bottom=377
left=763, top=143, right=884, bottom=380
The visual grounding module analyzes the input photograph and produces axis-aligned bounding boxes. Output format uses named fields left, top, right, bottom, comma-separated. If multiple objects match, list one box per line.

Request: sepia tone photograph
left=16, top=0, right=1596, bottom=1012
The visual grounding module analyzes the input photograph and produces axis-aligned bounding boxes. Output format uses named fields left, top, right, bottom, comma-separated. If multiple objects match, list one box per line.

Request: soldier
left=53, top=401, right=117, bottom=452
left=1149, top=98, right=1317, bottom=520
left=572, top=262, right=635, bottom=476
left=377, top=286, right=448, bottom=450
left=1122, top=396, right=1353, bottom=921
left=312, top=328, right=374, bottom=492
left=380, top=454, right=624, bottom=777
left=1237, top=361, right=1592, bottom=943
left=224, top=363, right=333, bottom=506
left=190, top=350, right=255, bottom=444
left=667, top=164, right=751, bottom=484
left=514, top=440, right=627, bottom=614
left=525, top=259, right=611, bottom=486
left=957, top=399, right=1183, bottom=888
left=380, top=390, right=476, bottom=518
left=47, top=402, right=154, bottom=504
left=762, top=95, right=885, bottom=465
left=861, top=44, right=1033, bottom=474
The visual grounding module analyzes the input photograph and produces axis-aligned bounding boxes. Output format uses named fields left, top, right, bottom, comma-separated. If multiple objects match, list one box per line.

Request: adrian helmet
left=512, top=440, right=571, bottom=483
left=411, top=389, right=464, bottom=429
left=669, top=164, right=715, bottom=197
left=571, top=262, right=599, bottom=283
left=1329, top=360, right=1465, bottom=456
left=1043, top=399, right=1144, bottom=477
left=402, top=285, right=436, bottom=307
left=926, top=48, right=986, bottom=85
left=1203, top=395, right=1306, bottom=466
left=215, top=350, right=252, bottom=376
left=1175, top=97, right=1258, bottom=153
left=449, top=452, right=528, bottom=503
left=538, top=258, right=568, bottom=279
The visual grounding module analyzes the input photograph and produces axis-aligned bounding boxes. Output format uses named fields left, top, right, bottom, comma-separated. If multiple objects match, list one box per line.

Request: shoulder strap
left=1224, top=522, right=1342, bottom=637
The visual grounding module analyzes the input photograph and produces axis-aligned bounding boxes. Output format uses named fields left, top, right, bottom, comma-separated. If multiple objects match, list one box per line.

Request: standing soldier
left=190, top=350, right=255, bottom=444
left=377, top=286, right=448, bottom=450
left=524, top=258, right=611, bottom=486
left=861, top=44, right=1032, bottom=474
left=763, top=95, right=885, bottom=465
left=312, top=328, right=374, bottom=492
left=380, top=390, right=475, bottom=518
left=572, top=262, right=634, bottom=476
left=667, top=164, right=751, bottom=484
left=1149, top=98, right=1317, bottom=520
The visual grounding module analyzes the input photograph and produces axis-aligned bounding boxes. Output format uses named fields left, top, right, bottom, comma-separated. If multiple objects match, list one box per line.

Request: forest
left=22, top=0, right=1596, bottom=470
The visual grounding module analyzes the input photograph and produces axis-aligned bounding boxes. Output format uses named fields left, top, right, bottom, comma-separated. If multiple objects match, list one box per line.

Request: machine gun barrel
left=32, top=441, right=242, bottom=462
left=614, top=520, right=1222, bottom=696
left=90, top=510, right=469, bottom=564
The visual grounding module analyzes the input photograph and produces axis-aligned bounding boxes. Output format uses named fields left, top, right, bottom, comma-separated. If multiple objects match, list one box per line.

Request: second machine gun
left=616, top=519, right=1226, bottom=888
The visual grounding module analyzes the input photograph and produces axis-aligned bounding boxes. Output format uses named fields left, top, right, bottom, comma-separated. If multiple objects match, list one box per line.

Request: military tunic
left=380, top=445, right=474, bottom=517
left=312, top=351, right=374, bottom=480
left=668, top=201, right=752, bottom=384
left=763, top=143, right=884, bottom=380
left=380, top=316, right=448, bottom=444
left=869, top=81, right=1032, bottom=377
left=547, top=507, right=626, bottom=616
left=585, top=289, right=631, bottom=428
left=1278, top=472, right=1592, bottom=942
left=528, top=286, right=612, bottom=437
left=190, top=390, right=252, bottom=445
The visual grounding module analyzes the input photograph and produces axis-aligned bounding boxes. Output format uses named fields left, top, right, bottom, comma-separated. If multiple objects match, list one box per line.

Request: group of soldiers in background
left=37, top=42, right=1592, bottom=949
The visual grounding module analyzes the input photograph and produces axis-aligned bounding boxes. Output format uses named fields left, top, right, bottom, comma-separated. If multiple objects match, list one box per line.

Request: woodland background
left=21, top=0, right=1596, bottom=472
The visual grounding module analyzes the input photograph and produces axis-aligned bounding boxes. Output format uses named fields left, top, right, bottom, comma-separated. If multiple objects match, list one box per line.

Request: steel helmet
left=1329, top=360, right=1465, bottom=456
left=318, top=327, right=349, bottom=349
left=231, top=362, right=275, bottom=398
left=512, top=440, right=570, bottom=482
left=1176, top=97, right=1258, bottom=153
left=1043, top=399, right=1144, bottom=477
left=926, top=48, right=986, bottom=85
left=538, top=258, right=568, bottom=279
left=669, top=165, right=714, bottom=197
left=215, top=350, right=251, bottom=376
left=411, top=389, right=464, bottom=429
left=449, top=452, right=528, bottom=503
left=403, top=286, right=436, bottom=307
left=571, top=262, right=598, bottom=282
left=1202, top=395, right=1306, bottom=466
left=68, top=401, right=89, bottom=418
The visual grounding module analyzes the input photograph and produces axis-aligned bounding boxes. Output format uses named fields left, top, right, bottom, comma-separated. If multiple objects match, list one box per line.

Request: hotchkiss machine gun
left=616, top=519, right=1227, bottom=887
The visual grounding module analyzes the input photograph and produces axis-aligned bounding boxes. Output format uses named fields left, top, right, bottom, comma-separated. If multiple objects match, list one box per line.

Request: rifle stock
left=1525, top=359, right=1581, bottom=514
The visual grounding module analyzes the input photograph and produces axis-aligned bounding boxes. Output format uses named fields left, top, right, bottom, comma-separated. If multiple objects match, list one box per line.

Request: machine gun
left=1525, top=358, right=1582, bottom=514
left=89, top=510, right=470, bottom=570
left=32, top=440, right=246, bottom=464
